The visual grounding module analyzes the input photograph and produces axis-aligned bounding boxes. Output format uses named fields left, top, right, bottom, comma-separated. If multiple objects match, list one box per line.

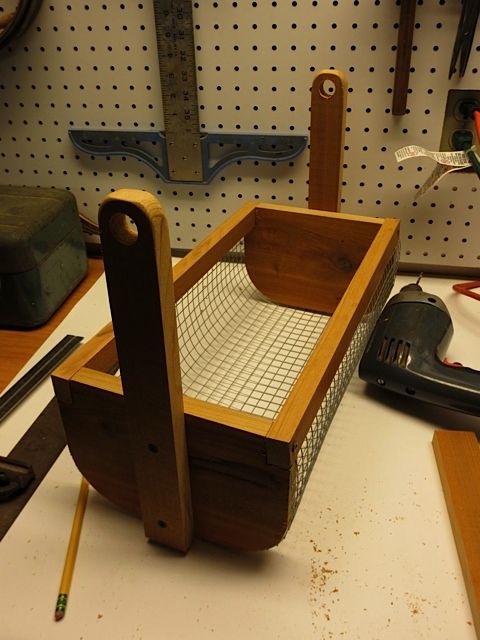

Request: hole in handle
left=109, top=211, right=139, bottom=246
left=319, top=78, right=337, bottom=99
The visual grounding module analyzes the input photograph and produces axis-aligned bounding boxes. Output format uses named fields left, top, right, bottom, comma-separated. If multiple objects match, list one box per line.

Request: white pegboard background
left=0, top=0, right=479, bottom=274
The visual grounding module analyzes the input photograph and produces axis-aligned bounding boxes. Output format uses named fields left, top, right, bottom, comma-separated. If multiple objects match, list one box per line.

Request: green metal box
left=0, top=186, right=88, bottom=328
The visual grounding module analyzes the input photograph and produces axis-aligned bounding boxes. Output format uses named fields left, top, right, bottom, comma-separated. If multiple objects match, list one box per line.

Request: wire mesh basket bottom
left=176, top=241, right=398, bottom=522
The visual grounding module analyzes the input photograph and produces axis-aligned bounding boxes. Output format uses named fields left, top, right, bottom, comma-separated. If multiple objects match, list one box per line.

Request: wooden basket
left=52, top=189, right=399, bottom=552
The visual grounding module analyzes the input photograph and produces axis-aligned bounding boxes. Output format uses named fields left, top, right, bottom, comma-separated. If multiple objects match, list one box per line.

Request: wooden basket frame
left=52, top=199, right=399, bottom=552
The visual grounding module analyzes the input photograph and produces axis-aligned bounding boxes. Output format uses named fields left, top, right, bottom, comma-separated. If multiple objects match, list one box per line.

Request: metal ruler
left=153, top=0, right=203, bottom=181
left=69, top=0, right=307, bottom=184
left=0, top=334, right=83, bottom=424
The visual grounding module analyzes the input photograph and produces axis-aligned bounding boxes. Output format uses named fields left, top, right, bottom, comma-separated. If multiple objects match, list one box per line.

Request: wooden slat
left=247, top=200, right=389, bottom=225
left=432, top=430, right=480, bottom=637
left=52, top=322, right=117, bottom=403
left=71, top=367, right=123, bottom=396
left=98, top=189, right=193, bottom=552
left=245, top=206, right=384, bottom=315
left=173, top=201, right=256, bottom=300
left=57, top=374, right=289, bottom=551
left=55, top=201, right=254, bottom=388
left=266, top=217, right=399, bottom=466
left=68, top=369, right=272, bottom=438
left=184, top=396, right=272, bottom=438
left=308, top=69, right=347, bottom=212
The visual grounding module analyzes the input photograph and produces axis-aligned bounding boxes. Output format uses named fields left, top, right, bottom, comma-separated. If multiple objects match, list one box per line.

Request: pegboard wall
left=0, top=1, right=479, bottom=274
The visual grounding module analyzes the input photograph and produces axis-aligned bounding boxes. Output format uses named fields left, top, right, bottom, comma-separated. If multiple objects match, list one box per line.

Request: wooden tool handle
left=392, top=0, right=416, bottom=116
left=308, top=69, right=347, bottom=212
left=98, top=189, right=193, bottom=552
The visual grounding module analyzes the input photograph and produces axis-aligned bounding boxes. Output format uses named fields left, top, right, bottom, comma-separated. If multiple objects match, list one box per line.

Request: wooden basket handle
left=98, top=189, right=193, bottom=552
left=308, top=69, right=347, bottom=213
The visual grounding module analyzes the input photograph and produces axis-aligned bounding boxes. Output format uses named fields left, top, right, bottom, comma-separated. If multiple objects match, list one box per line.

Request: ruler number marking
left=154, top=0, right=202, bottom=178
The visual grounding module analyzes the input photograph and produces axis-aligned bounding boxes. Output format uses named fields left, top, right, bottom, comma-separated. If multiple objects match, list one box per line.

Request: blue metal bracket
left=69, top=129, right=307, bottom=185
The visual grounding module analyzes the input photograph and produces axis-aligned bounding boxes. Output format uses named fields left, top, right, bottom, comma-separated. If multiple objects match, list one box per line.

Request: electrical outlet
left=440, top=89, right=480, bottom=151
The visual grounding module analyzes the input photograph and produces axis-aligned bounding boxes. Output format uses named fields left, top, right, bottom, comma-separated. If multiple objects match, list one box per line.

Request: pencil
left=54, top=477, right=89, bottom=621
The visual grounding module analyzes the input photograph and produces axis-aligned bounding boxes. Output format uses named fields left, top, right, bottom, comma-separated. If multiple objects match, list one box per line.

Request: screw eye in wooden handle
left=308, top=69, right=347, bottom=213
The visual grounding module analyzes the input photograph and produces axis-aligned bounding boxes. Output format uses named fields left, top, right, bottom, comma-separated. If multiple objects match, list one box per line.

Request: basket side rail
left=173, top=201, right=256, bottom=300
left=265, top=217, right=400, bottom=468
left=54, top=201, right=256, bottom=389
left=52, top=322, right=117, bottom=403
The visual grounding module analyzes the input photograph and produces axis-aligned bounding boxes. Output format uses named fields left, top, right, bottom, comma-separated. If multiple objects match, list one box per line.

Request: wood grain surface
left=432, top=429, right=480, bottom=637
left=308, top=69, right=347, bottom=212
left=98, top=189, right=193, bottom=552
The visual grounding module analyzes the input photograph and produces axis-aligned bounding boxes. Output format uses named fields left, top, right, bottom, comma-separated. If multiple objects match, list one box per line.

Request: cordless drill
left=358, top=280, right=480, bottom=416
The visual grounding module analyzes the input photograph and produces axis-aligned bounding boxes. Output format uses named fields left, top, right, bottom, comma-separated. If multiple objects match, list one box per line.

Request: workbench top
left=1, top=272, right=479, bottom=640
left=0, top=257, right=104, bottom=394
